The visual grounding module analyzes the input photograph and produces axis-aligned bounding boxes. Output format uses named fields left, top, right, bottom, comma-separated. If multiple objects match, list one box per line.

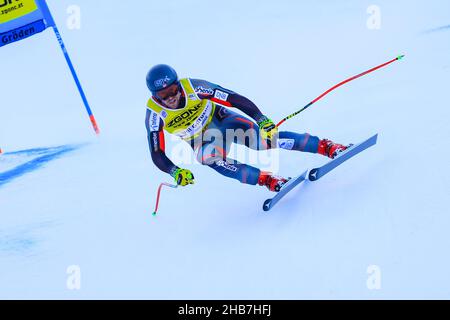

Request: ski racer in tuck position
left=145, top=64, right=350, bottom=192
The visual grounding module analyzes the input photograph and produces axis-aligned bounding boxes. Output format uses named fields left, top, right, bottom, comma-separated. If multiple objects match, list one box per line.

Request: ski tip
left=369, top=133, right=379, bottom=145
left=152, top=211, right=157, bottom=216
left=397, top=54, right=405, bottom=60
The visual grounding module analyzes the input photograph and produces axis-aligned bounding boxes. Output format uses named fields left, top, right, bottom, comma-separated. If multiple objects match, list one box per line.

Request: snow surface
left=0, top=0, right=449, bottom=299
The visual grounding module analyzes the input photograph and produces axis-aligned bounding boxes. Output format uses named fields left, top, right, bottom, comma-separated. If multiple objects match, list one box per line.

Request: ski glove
left=173, top=168, right=195, bottom=186
left=257, top=116, right=278, bottom=141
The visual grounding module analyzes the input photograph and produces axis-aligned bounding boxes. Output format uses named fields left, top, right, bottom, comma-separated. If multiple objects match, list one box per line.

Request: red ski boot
left=318, top=139, right=351, bottom=159
left=258, top=171, right=289, bottom=192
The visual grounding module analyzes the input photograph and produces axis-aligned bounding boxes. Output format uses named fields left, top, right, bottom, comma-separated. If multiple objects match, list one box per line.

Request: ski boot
left=258, top=171, right=289, bottom=192
left=317, top=139, right=352, bottom=159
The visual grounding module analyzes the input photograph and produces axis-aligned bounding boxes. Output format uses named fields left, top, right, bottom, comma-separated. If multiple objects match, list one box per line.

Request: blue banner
left=0, top=0, right=55, bottom=47
left=0, top=0, right=100, bottom=134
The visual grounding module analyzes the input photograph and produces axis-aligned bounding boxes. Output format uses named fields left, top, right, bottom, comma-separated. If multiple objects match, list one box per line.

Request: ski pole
left=52, top=26, right=100, bottom=135
left=152, top=182, right=178, bottom=216
left=276, top=55, right=405, bottom=127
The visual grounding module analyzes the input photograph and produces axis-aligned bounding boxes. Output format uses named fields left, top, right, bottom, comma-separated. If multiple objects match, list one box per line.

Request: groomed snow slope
left=0, top=0, right=449, bottom=299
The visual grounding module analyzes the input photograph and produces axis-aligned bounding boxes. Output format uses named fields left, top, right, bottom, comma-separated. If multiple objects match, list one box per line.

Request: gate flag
left=0, top=0, right=55, bottom=47
left=0, top=0, right=100, bottom=135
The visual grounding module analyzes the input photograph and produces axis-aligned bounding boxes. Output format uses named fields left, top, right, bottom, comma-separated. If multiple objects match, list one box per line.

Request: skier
left=145, top=64, right=350, bottom=192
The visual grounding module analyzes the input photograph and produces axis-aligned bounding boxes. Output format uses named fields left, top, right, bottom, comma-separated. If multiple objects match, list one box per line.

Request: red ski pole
left=152, top=182, right=178, bottom=216
left=277, top=55, right=405, bottom=127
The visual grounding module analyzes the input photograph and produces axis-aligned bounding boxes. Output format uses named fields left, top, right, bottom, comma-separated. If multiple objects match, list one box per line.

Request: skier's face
left=156, top=83, right=182, bottom=109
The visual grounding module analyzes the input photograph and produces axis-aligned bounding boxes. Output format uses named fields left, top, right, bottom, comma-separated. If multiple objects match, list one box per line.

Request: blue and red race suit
left=145, top=78, right=320, bottom=185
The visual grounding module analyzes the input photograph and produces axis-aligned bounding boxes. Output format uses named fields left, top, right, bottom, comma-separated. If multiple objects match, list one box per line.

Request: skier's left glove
left=257, top=116, right=278, bottom=141
left=172, top=168, right=195, bottom=186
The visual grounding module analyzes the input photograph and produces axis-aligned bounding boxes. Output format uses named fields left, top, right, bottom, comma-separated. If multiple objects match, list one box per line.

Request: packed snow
left=1, top=0, right=449, bottom=299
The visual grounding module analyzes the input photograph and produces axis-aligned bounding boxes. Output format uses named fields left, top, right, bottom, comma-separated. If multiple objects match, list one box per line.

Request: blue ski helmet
left=146, top=64, right=178, bottom=94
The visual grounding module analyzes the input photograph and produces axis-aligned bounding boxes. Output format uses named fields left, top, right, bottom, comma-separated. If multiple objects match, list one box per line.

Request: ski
left=262, top=170, right=308, bottom=212
left=262, top=134, right=378, bottom=211
left=308, top=134, right=378, bottom=182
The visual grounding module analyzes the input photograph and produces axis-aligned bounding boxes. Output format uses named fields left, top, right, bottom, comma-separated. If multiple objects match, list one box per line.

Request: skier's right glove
left=172, top=168, right=195, bottom=186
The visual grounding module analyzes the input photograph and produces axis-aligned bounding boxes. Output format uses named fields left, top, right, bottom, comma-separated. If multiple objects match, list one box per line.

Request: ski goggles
left=155, top=82, right=180, bottom=101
